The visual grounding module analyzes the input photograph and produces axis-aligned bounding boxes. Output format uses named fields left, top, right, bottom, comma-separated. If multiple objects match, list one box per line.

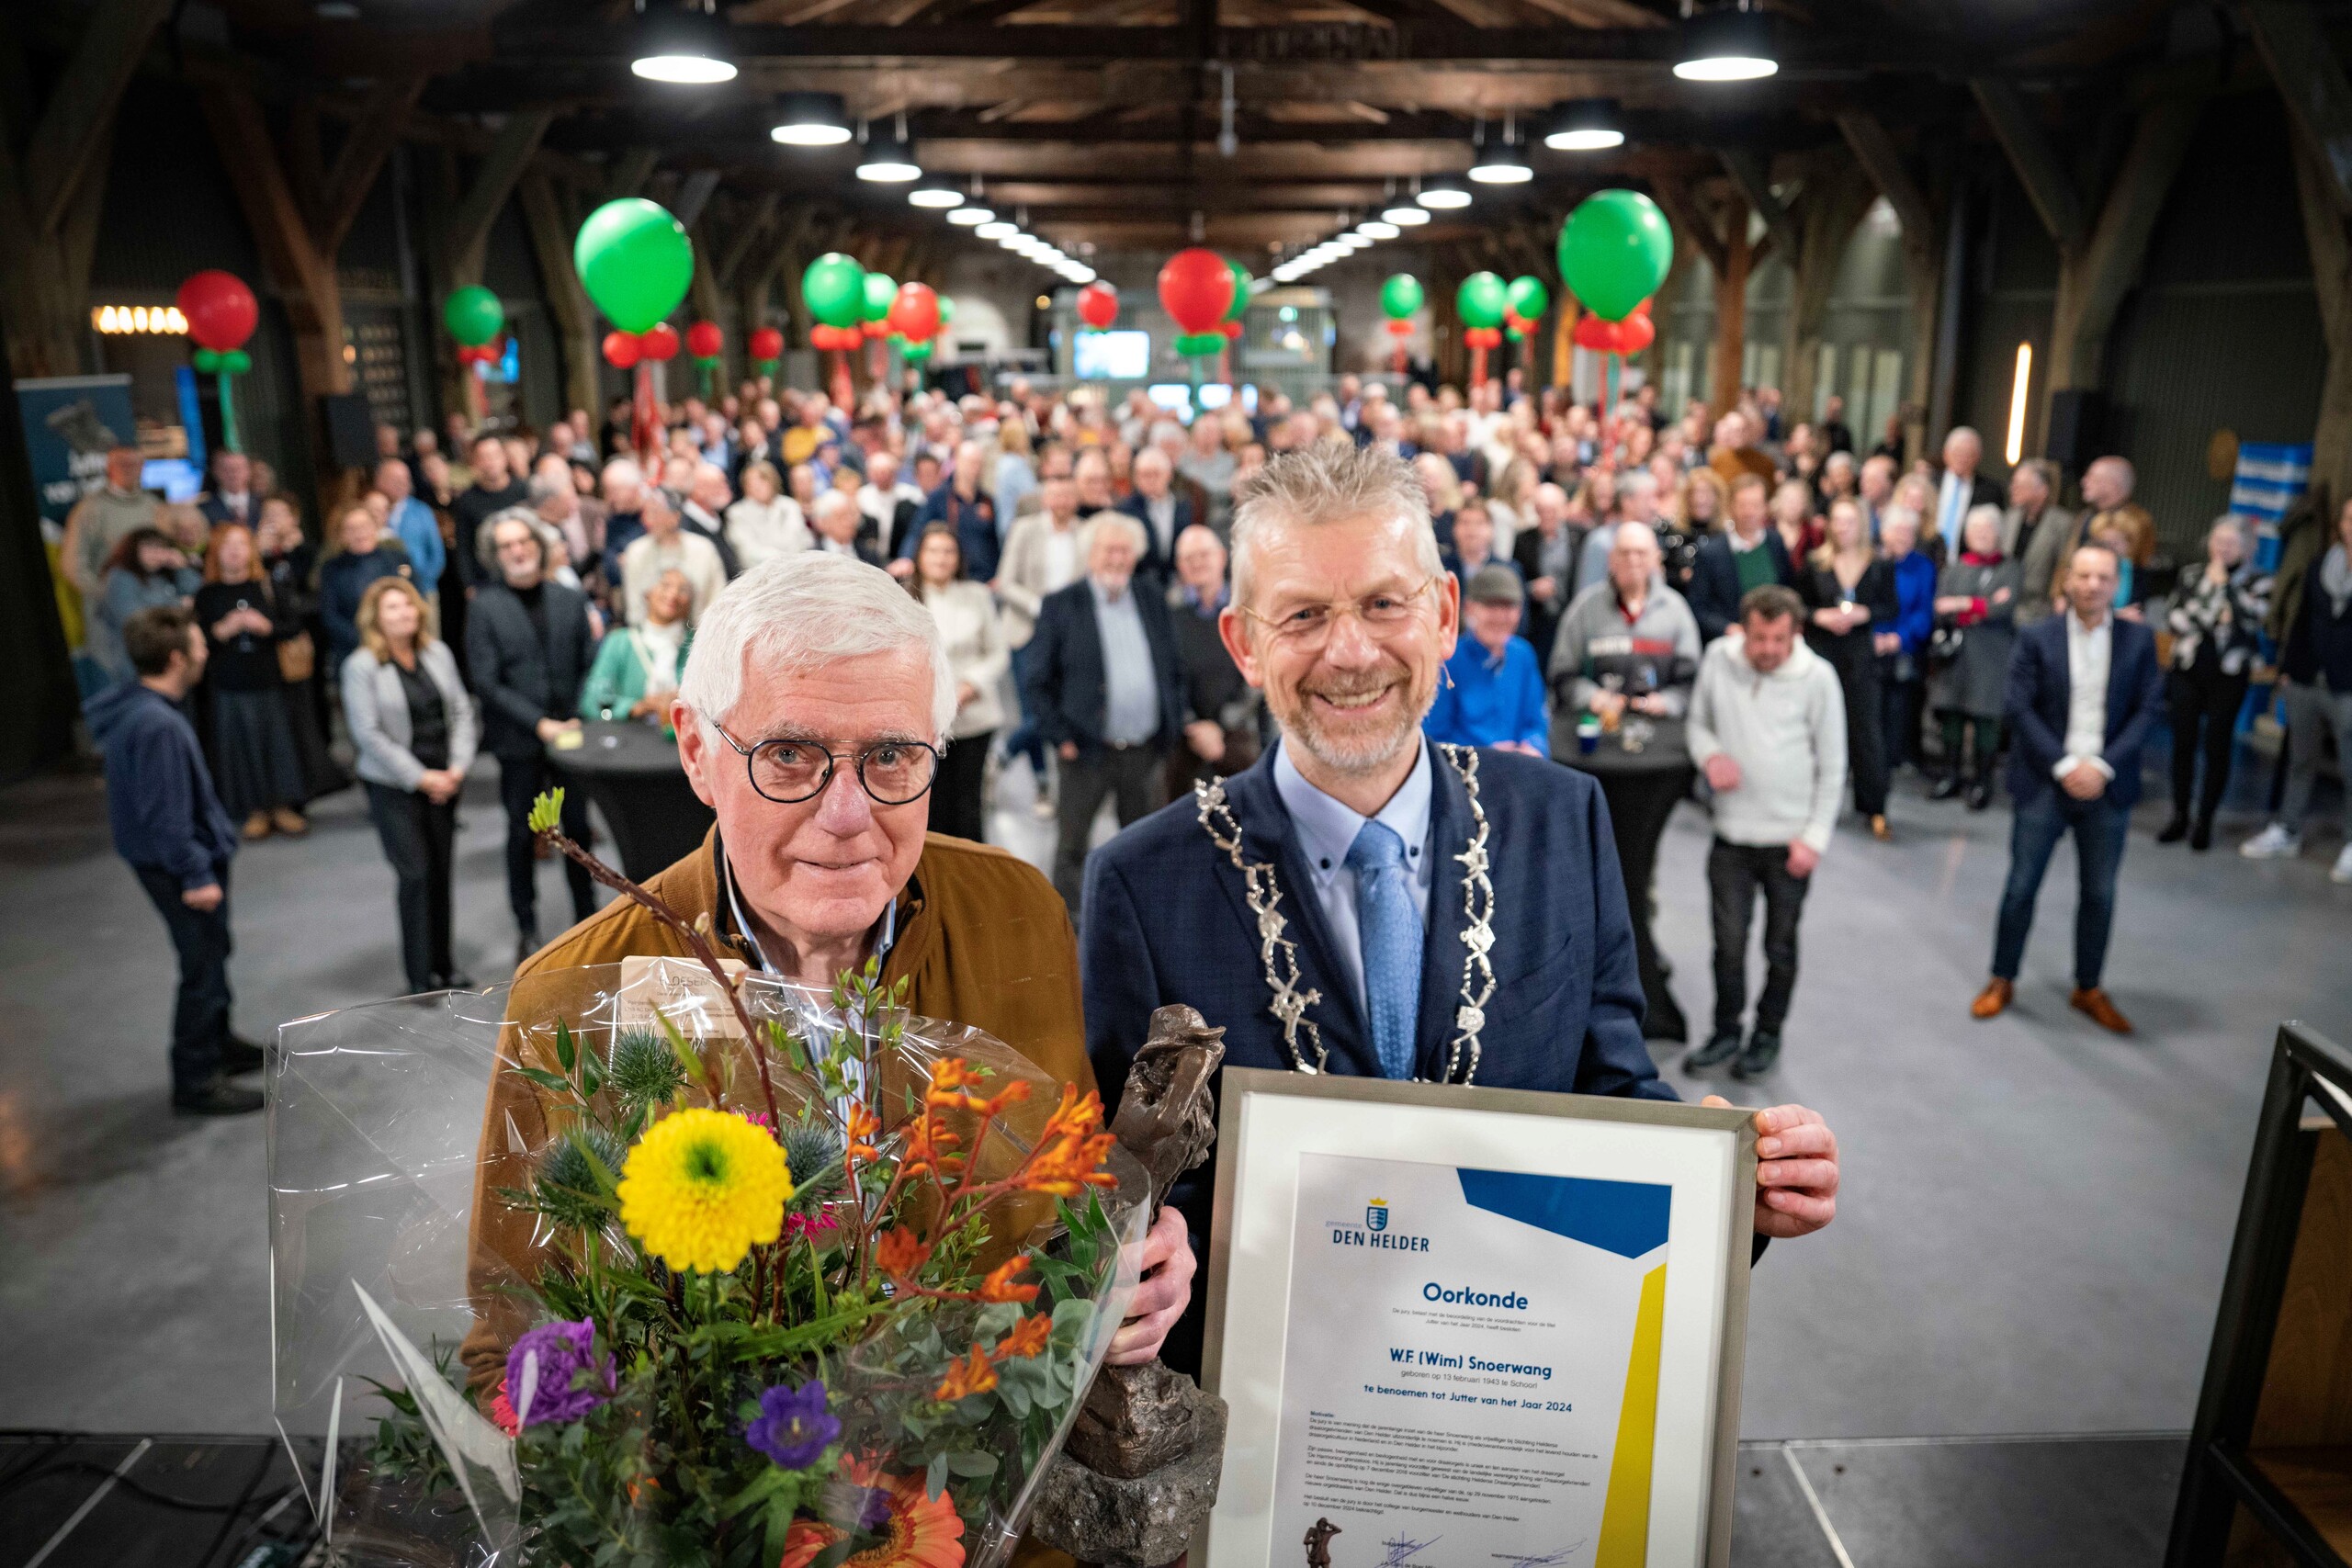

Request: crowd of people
left=53, top=358, right=2352, bottom=1115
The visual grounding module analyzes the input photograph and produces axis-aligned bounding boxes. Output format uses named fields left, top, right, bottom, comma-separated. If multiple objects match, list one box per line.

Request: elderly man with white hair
left=1117, top=445, right=1196, bottom=570
left=1021, top=511, right=1185, bottom=912
left=618, top=485, right=727, bottom=627
left=1078, top=442, right=1843, bottom=1380
left=460, top=549, right=1196, bottom=1393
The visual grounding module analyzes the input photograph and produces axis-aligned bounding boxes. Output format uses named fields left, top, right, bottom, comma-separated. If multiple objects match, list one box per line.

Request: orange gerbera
left=780, top=1461, right=966, bottom=1568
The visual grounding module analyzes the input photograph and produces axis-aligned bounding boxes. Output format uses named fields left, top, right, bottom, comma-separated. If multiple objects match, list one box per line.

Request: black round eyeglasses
left=701, top=716, right=939, bottom=806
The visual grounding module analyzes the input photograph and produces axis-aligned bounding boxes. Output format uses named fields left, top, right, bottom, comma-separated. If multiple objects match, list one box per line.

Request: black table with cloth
left=545, top=721, right=715, bottom=882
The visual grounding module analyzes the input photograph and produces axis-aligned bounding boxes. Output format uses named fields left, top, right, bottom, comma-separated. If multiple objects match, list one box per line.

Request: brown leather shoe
left=2070, top=987, right=2133, bottom=1034
left=1970, top=977, right=2013, bottom=1020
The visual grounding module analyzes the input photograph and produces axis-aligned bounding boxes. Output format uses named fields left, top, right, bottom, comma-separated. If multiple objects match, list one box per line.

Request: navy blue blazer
left=1114, top=491, right=1195, bottom=578
left=1020, top=578, right=1186, bottom=757
left=2003, top=611, right=2165, bottom=808
left=1081, top=743, right=1673, bottom=1371
left=1687, top=530, right=1794, bottom=642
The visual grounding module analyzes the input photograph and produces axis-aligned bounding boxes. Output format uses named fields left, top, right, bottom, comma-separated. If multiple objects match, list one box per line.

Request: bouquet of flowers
left=267, top=792, right=1149, bottom=1567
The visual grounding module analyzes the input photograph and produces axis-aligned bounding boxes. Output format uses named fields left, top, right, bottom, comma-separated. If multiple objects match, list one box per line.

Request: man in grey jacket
left=1683, top=584, right=1849, bottom=1080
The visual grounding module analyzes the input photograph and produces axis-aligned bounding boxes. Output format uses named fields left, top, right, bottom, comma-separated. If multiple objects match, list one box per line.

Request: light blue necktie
left=1346, top=820, right=1423, bottom=1080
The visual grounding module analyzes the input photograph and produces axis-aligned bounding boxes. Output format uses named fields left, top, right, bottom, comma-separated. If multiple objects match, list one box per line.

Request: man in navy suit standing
left=1972, top=541, right=2165, bottom=1033
left=1080, top=443, right=1840, bottom=1375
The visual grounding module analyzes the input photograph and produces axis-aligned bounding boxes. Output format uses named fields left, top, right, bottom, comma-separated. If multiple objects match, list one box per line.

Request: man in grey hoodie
left=1683, top=584, right=1849, bottom=1079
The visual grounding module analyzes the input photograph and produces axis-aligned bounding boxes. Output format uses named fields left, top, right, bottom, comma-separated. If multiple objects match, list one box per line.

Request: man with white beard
left=1078, top=443, right=1843, bottom=1377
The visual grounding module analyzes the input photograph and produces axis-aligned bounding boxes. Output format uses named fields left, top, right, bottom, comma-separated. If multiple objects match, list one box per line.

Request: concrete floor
left=3, top=750, right=2348, bottom=1448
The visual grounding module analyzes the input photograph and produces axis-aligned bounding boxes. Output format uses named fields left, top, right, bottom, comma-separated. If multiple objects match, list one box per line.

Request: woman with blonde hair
left=1796, top=497, right=1899, bottom=838
left=1675, top=468, right=1729, bottom=534
left=344, top=574, right=477, bottom=994
left=197, top=523, right=308, bottom=839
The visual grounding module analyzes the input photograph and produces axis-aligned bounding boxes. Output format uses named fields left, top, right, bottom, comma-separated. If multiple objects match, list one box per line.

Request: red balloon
left=1615, top=311, right=1656, bottom=353
left=640, top=321, right=680, bottom=362
left=1385, top=319, right=1413, bottom=336
left=176, top=270, right=258, bottom=353
left=1076, top=281, right=1119, bottom=331
left=685, top=321, right=724, bottom=359
left=1221, top=319, right=1244, bottom=341
left=888, top=281, right=942, bottom=344
left=749, top=326, right=784, bottom=361
left=1158, top=248, right=1235, bottom=335
left=603, top=331, right=641, bottom=368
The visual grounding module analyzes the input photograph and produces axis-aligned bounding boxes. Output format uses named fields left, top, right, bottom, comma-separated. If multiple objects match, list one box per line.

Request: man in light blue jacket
left=376, top=458, right=446, bottom=596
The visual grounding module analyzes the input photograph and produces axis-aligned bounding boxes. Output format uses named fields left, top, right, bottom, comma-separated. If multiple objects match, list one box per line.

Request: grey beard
left=1278, top=680, right=1432, bottom=776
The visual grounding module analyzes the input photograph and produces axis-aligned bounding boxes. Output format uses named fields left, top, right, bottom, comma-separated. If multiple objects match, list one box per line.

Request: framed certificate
left=1199, top=1070, right=1757, bottom=1568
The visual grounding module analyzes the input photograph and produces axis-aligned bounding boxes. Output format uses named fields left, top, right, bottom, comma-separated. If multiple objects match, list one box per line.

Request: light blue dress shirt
left=1091, top=579, right=1160, bottom=744
left=390, top=496, right=445, bottom=588
left=1272, top=736, right=1434, bottom=1021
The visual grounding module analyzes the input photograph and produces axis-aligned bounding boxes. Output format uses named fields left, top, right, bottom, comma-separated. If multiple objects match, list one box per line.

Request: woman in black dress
left=1796, top=497, right=1900, bottom=839
left=195, top=524, right=308, bottom=840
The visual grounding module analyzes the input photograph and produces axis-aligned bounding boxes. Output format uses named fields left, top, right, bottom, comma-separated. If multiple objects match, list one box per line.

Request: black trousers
left=1054, top=743, right=1166, bottom=913
left=929, top=728, right=995, bottom=842
left=1831, top=654, right=1889, bottom=814
left=2167, top=666, right=2248, bottom=824
left=1707, top=839, right=1813, bottom=1037
left=133, top=861, right=233, bottom=1094
left=1880, top=666, right=1923, bottom=772
left=367, top=783, right=458, bottom=992
left=496, top=753, right=594, bottom=933
left=1593, top=765, right=1694, bottom=1042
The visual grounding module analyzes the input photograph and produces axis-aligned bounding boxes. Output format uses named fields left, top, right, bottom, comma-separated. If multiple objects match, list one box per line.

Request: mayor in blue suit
left=1080, top=443, right=1841, bottom=1376
left=1971, top=540, right=2165, bottom=1034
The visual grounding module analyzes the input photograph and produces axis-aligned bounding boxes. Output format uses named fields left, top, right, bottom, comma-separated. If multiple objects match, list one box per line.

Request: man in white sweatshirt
left=1683, top=584, right=1849, bottom=1079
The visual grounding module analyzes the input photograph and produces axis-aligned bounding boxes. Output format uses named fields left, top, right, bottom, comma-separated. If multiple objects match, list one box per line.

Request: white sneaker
left=2240, top=823, right=2302, bottom=859
left=2333, top=845, right=2352, bottom=885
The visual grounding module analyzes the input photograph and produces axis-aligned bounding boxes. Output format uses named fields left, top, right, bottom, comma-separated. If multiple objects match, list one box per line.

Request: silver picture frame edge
left=1197, top=1066, right=1759, bottom=1568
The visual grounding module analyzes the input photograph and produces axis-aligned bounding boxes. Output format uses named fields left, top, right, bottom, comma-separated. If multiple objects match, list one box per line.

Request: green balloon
left=443, top=285, right=505, bottom=348
left=937, top=295, right=956, bottom=325
left=221, top=348, right=252, bottom=375
left=1506, top=327, right=1525, bottom=343
left=802, top=253, right=867, bottom=330
left=1506, top=275, right=1551, bottom=321
left=1455, top=271, right=1507, bottom=331
left=192, top=347, right=222, bottom=374
left=1381, top=274, right=1424, bottom=320
left=902, top=341, right=934, bottom=365
left=573, top=197, right=695, bottom=334
left=1557, top=189, right=1673, bottom=322
left=1223, top=259, right=1251, bottom=323
left=1174, top=331, right=1226, bottom=356
left=861, top=272, right=898, bottom=323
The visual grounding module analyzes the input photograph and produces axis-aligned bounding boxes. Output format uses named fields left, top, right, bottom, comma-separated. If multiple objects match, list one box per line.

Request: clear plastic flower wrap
left=269, top=955, right=1150, bottom=1568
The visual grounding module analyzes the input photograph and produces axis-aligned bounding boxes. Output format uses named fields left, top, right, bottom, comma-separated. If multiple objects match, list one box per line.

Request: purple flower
left=745, top=1380, right=841, bottom=1470
left=505, top=1319, right=616, bottom=1427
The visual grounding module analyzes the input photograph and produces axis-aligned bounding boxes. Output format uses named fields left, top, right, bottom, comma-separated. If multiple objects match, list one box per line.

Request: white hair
left=602, top=457, right=643, bottom=489
left=1080, top=510, right=1148, bottom=558
left=1228, top=442, right=1442, bottom=609
left=1606, top=521, right=1660, bottom=557
left=812, top=491, right=856, bottom=525
left=678, top=552, right=957, bottom=741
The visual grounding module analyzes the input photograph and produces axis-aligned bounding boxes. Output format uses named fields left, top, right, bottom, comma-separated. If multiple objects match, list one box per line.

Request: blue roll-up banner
left=15, top=374, right=139, bottom=530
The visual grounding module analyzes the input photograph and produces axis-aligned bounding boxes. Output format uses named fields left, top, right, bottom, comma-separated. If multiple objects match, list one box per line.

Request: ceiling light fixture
left=910, top=186, right=963, bottom=209
left=1545, top=97, right=1625, bottom=152
left=855, top=135, right=921, bottom=182
left=946, top=205, right=994, bottom=226
left=632, top=3, right=737, bottom=84
left=770, top=90, right=851, bottom=145
left=1674, top=3, right=1779, bottom=82
left=974, top=220, right=1017, bottom=240
left=1357, top=220, right=1400, bottom=240
left=1384, top=204, right=1433, bottom=226
left=1418, top=181, right=1471, bottom=210
left=1471, top=117, right=1533, bottom=184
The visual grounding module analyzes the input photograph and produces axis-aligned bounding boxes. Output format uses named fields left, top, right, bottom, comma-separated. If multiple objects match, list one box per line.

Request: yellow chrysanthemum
left=616, top=1108, right=794, bottom=1273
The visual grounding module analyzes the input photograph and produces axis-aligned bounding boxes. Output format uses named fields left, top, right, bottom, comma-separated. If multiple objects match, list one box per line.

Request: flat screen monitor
left=1145, top=384, right=1193, bottom=416
left=1195, top=384, right=1231, bottom=411
left=1073, top=330, right=1151, bottom=380
left=141, top=457, right=203, bottom=502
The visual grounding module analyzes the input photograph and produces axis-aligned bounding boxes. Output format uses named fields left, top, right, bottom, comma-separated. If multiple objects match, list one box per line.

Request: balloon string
left=217, top=371, right=240, bottom=453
